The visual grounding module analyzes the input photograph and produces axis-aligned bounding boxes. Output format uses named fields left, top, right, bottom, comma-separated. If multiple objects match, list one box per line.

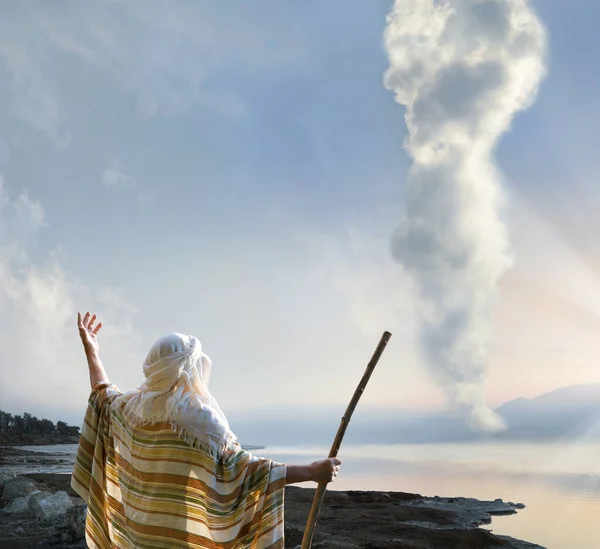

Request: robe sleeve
left=212, top=446, right=287, bottom=548
left=71, top=382, right=122, bottom=502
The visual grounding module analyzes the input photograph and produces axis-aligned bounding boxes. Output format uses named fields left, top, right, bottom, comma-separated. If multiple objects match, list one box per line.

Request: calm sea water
left=15, top=441, right=600, bottom=549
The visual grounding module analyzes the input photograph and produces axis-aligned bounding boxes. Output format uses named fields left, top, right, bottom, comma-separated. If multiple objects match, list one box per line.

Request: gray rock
left=13, top=525, right=26, bottom=536
left=497, top=534, right=546, bottom=549
left=405, top=495, right=525, bottom=530
left=0, top=471, right=16, bottom=493
left=30, top=490, right=73, bottom=520
left=28, top=490, right=51, bottom=510
left=313, top=541, right=361, bottom=549
left=3, top=495, right=31, bottom=515
left=2, top=477, right=37, bottom=502
left=63, top=504, right=87, bottom=541
left=324, top=491, right=349, bottom=503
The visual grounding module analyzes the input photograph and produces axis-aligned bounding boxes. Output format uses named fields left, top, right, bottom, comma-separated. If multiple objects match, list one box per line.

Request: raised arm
left=77, top=311, right=109, bottom=389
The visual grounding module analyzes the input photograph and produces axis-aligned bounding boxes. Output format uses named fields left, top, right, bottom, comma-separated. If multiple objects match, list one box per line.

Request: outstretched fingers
left=88, top=314, right=97, bottom=332
left=77, top=311, right=102, bottom=334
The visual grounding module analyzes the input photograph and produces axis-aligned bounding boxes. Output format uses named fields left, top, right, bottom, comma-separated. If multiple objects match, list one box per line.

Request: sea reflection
left=260, top=442, right=600, bottom=549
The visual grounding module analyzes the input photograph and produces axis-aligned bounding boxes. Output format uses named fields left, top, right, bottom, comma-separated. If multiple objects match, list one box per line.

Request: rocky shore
left=0, top=446, right=545, bottom=548
left=0, top=446, right=76, bottom=475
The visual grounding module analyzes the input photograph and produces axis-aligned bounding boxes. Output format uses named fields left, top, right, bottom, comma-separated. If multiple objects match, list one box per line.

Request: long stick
left=300, top=331, right=392, bottom=549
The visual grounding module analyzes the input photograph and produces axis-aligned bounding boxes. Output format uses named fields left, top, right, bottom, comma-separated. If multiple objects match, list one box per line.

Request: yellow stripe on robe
left=71, top=383, right=286, bottom=549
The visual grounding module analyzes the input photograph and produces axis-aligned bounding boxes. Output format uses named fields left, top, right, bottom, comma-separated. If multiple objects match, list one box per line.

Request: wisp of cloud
left=383, top=0, right=546, bottom=431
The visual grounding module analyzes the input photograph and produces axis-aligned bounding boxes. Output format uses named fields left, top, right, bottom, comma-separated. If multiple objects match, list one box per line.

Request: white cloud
left=0, top=177, right=142, bottom=424
left=102, top=159, right=136, bottom=190
left=384, top=0, right=547, bottom=431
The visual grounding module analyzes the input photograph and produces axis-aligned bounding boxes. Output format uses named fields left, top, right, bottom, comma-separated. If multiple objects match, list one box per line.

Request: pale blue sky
left=1, top=1, right=599, bottom=428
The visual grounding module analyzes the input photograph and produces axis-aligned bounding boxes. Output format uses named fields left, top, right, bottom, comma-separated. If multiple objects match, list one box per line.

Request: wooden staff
left=300, top=331, right=392, bottom=549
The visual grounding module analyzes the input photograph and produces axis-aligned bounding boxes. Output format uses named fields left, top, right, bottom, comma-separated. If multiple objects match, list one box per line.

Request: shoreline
left=0, top=445, right=545, bottom=548
left=0, top=434, right=80, bottom=447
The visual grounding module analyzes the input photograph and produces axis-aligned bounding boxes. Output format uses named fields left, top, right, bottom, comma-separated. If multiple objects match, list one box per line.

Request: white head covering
left=112, top=333, right=237, bottom=455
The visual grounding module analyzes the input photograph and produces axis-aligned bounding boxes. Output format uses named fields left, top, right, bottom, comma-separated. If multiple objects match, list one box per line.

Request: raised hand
left=78, top=311, right=102, bottom=356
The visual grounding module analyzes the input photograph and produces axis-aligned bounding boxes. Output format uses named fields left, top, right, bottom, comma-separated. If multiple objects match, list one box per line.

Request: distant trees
left=0, top=409, right=79, bottom=437
left=56, top=421, right=80, bottom=436
left=0, top=410, right=12, bottom=432
left=12, top=415, right=25, bottom=434
left=38, top=418, right=56, bottom=434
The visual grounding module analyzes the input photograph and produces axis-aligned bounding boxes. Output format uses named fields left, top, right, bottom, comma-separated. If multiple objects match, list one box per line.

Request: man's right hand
left=77, top=311, right=110, bottom=389
left=78, top=311, right=102, bottom=356
left=309, top=458, right=342, bottom=483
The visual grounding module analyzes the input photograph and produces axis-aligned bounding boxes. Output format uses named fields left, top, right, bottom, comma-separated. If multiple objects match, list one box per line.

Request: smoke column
left=383, top=0, right=546, bottom=431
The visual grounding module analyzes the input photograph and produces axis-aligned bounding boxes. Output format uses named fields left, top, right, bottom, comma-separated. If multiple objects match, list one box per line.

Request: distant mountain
left=232, top=383, right=600, bottom=446
left=497, top=383, right=600, bottom=414
left=495, top=383, right=600, bottom=440
left=347, top=383, right=600, bottom=443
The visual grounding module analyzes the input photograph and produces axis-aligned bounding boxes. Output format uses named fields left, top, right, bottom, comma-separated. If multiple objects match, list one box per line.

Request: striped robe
left=71, top=383, right=286, bottom=549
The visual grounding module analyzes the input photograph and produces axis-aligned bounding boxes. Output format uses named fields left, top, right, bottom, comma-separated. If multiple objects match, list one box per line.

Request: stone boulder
left=3, top=495, right=30, bottom=515
left=28, top=490, right=51, bottom=510
left=59, top=504, right=87, bottom=542
left=2, top=477, right=37, bottom=503
left=0, top=471, right=16, bottom=495
left=29, top=490, right=73, bottom=520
